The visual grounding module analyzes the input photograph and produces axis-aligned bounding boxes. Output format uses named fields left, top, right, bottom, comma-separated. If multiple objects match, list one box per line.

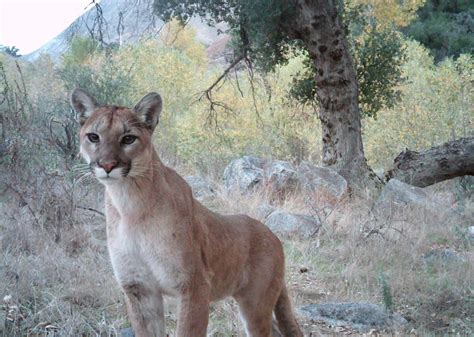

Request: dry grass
left=1, top=181, right=127, bottom=336
left=1, top=175, right=472, bottom=336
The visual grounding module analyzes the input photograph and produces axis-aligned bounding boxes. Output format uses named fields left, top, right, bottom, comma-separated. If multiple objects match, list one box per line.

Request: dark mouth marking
left=122, top=163, right=131, bottom=177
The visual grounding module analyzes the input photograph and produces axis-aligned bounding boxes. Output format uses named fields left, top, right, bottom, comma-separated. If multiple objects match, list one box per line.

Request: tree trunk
left=386, top=137, right=474, bottom=187
left=291, top=0, right=381, bottom=193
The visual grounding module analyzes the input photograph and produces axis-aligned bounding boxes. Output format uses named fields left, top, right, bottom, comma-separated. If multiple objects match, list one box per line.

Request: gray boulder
left=223, top=156, right=266, bottom=192
left=185, top=176, right=215, bottom=200
left=255, top=203, right=277, bottom=220
left=0, top=310, right=5, bottom=333
left=423, top=248, right=466, bottom=264
left=120, top=328, right=134, bottom=337
left=375, top=179, right=437, bottom=220
left=299, top=302, right=407, bottom=332
left=297, top=162, right=349, bottom=208
left=265, top=211, right=320, bottom=239
left=378, top=179, right=430, bottom=207
left=375, top=179, right=469, bottom=227
left=265, top=160, right=298, bottom=195
left=423, top=176, right=473, bottom=209
left=374, top=168, right=385, bottom=181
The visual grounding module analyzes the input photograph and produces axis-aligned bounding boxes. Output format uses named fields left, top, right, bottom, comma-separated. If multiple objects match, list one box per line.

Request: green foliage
left=155, top=1, right=406, bottom=119
left=290, top=4, right=406, bottom=118
left=288, top=51, right=317, bottom=105
left=50, top=24, right=472, bottom=173
left=155, top=0, right=298, bottom=72
left=155, top=0, right=404, bottom=116
left=0, top=57, right=69, bottom=172
left=172, top=55, right=321, bottom=173
left=61, top=36, right=101, bottom=66
left=351, top=0, right=426, bottom=28
left=363, top=40, right=473, bottom=168
left=354, top=28, right=405, bottom=118
left=59, top=37, right=133, bottom=106
left=404, top=0, right=474, bottom=61
left=0, top=45, right=21, bottom=57
left=3, top=19, right=470, bottom=177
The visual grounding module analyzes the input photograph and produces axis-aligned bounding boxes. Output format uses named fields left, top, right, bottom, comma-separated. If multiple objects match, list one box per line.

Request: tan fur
left=71, top=88, right=302, bottom=337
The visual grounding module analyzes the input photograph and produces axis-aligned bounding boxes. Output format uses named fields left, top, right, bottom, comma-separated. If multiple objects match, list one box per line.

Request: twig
left=5, top=183, right=40, bottom=226
left=245, top=57, right=263, bottom=126
left=233, top=67, right=244, bottom=98
left=164, top=18, right=190, bottom=46
left=197, top=54, right=245, bottom=102
left=76, top=205, right=105, bottom=217
left=194, top=54, right=245, bottom=129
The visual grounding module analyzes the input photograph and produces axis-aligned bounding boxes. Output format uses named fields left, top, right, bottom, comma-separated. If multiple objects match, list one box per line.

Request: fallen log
left=386, top=136, right=474, bottom=187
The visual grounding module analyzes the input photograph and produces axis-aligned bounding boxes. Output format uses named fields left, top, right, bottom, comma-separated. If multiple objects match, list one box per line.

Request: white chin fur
left=94, top=167, right=125, bottom=183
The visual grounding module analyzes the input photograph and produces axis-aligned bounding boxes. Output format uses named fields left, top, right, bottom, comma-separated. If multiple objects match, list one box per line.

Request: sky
left=0, top=0, right=97, bottom=55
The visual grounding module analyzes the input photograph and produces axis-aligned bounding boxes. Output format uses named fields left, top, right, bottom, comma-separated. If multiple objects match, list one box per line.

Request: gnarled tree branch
left=386, top=136, right=474, bottom=187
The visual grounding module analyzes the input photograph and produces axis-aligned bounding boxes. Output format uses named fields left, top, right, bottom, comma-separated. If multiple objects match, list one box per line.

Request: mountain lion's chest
left=107, top=219, right=190, bottom=297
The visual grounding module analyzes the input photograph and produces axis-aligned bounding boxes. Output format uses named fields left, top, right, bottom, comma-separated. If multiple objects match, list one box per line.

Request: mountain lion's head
left=71, top=88, right=162, bottom=184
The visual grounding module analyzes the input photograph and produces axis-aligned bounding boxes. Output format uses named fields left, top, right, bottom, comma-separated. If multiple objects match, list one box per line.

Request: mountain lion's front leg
left=176, top=275, right=211, bottom=337
left=122, top=283, right=166, bottom=337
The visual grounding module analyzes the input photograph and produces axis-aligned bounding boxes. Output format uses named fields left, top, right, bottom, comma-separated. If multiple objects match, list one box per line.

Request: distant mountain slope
left=23, top=0, right=225, bottom=62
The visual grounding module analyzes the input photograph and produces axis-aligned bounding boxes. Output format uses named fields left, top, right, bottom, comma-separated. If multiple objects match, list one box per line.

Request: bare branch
left=233, top=67, right=244, bottom=98
left=244, top=56, right=263, bottom=126
left=200, top=54, right=245, bottom=98
left=76, top=205, right=105, bottom=217
left=193, top=54, right=245, bottom=129
left=5, top=183, right=40, bottom=227
left=162, top=18, right=191, bottom=46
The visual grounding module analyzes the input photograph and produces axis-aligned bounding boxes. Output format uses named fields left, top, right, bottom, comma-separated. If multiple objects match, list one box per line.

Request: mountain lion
left=71, top=88, right=303, bottom=337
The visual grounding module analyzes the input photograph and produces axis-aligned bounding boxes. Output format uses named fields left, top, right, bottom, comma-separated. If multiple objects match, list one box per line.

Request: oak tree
left=154, top=0, right=409, bottom=193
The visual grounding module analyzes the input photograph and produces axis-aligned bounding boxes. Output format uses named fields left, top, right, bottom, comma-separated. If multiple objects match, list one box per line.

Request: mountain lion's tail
left=274, top=284, right=303, bottom=337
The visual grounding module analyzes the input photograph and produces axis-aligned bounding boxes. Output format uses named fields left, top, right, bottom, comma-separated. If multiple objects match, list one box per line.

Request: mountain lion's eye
left=87, top=133, right=100, bottom=143
left=121, top=135, right=137, bottom=145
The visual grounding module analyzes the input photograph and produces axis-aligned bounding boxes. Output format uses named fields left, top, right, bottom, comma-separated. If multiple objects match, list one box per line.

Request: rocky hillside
left=23, top=0, right=225, bottom=62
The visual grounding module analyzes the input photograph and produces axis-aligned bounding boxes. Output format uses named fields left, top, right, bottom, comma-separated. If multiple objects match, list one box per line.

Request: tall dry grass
left=1, top=172, right=472, bottom=336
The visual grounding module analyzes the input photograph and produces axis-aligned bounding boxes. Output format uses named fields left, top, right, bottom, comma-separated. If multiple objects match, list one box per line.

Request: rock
left=469, top=226, right=474, bottom=240
left=375, top=179, right=437, bottom=220
left=299, top=302, right=407, bottom=332
left=255, top=203, right=277, bottom=220
left=0, top=311, right=5, bottom=332
left=423, top=177, right=461, bottom=208
left=375, top=179, right=469, bottom=226
left=223, top=156, right=266, bottom=192
left=265, top=211, right=320, bottom=239
left=379, top=179, right=431, bottom=207
left=374, top=168, right=385, bottom=181
left=423, top=176, right=474, bottom=209
left=428, top=191, right=458, bottom=208
left=265, top=160, right=298, bottom=195
left=297, top=162, right=349, bottom=208
left=120, top=327, right=134, bottom=337
left=423, top=248, right=465, bottom=264
left=185, top=176, right=215, bottom=200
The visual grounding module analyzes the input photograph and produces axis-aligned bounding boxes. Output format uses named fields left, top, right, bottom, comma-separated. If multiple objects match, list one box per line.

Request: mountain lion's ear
left=134, top=92, right=162, bottom=131
left=70, top=88, right=98, bottom=126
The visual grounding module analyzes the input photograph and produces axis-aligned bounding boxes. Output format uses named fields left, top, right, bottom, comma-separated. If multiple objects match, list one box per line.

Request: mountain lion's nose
left=98, top=160, right=118, bottom=173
